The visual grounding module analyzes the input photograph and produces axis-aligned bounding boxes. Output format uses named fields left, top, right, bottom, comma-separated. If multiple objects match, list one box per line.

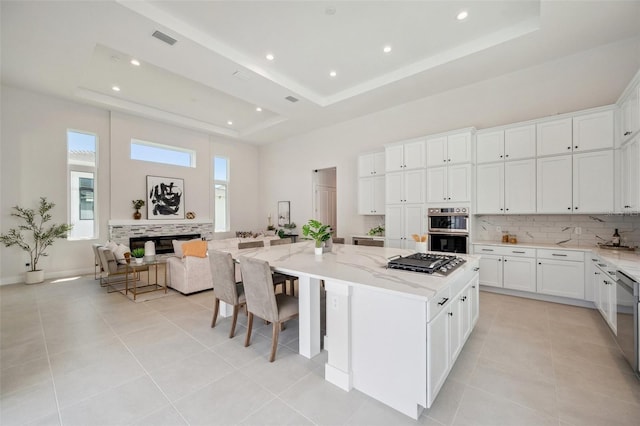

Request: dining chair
left=209, top=250, right=245, bottom=338
left=357, top=238, right=384, bottom=247
left=239, top=256, right=299, bottom=362
left=332, top=237, right=345, bottom=244
left=237, top=240, right=288, bottom=294
left=267, top=237, right=298, bottom=296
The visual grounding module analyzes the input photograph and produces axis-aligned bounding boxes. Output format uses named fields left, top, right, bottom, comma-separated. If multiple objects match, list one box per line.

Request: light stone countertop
left=472, top=240, right=640, bottom=282
left=223, top=241, right=480, bottom=301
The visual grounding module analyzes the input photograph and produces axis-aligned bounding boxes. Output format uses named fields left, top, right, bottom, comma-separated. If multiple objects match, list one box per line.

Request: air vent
left=285, top=96, right=299, bottom=103
left=152, top=30, right=177, bottom=46
left=232, top=70, right=250, bottom=81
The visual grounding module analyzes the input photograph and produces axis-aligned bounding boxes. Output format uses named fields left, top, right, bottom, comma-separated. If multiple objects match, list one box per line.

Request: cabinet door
left=573, top=110, right=614, bottom=152
left=426, top=136, right=447, bottom=167
left=470, top=276, right=480, bottom=325
left=536, top=155, right=572, bottom=213
left=404, top=169, right=426, bottom=204
left=372, top=175, right=385, bottom=214
left=476, top=163, right=504, bottom=214
left=478, top=255, right=503, bottom=287
left=536, top=259, right=585, bottom=299
left=598, top=272, right=610, bottom=323
left=449, top=297, right=463, bottom=361
left=384, top=205, right=403, bottom=240
left=503, top=256, right=536, bottom=292
left=385, top=171, right=404, bottom=204
left=426, top=167, right=447, bottom=203
left=459, top=286, right=473, bottom=341
left=504, top=159, right=536, bottom=214
left=621, top=138, right=640, bottom=211
left=358, top=154, right=374, bottom=177
left=537, top=118, right=572, bottom=157
left=447, top=133, right=471, bottom=164
left=476, top=131, right=504, bottom=164
left=404, top=140, right=426, bottom=170
left=448, top=164, right=471, bottom=202
left=404, top=205, right=425, bottom=249
left=373, top=152, right=385, bottom=175
left=385, top=145, right=404, bottom=172
left=573, top=150, right=613, bottom=213
left=504, top=124, right=536, bottom=160
left=427, top=308, right=450, bottom=406
left=358, top=178, right=374, bottom=214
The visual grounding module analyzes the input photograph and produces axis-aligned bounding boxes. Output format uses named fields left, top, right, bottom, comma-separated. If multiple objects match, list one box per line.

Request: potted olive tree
left=0, top=197, right=73, bottom=284
left=302, top=219, right=331, bottom=255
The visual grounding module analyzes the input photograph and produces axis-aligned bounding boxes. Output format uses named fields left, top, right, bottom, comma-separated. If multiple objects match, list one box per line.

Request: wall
left=258, top=38, right=640, bottom=242
left=1, top=86, right=261, bottom=284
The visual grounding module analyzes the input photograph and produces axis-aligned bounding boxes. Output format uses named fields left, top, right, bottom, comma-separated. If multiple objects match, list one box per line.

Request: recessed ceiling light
left=130, top=59, right=140, bottom=66
left=256, top=107, right=262, bottom=112
left=112, top=85, right=121, bottom=92
left=457, top=10, right=468, bottom=21
left=383, top=45, right=392, bottom=54
left=227, top=120, right=233, bottom=125
left=329, top=70, right=337, bottom=78
left=266, top=53, right=275, bottom=61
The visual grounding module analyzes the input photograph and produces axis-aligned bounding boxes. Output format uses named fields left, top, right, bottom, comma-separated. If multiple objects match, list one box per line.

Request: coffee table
left=124, top=258, right=167, bottom=301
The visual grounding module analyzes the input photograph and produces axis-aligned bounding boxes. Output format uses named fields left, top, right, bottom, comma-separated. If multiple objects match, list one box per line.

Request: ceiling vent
left=152, top=30, right=177, bottom=46
left=285, top=96, right=299, bottom=103
left=232, top=70, right=251, bottom=81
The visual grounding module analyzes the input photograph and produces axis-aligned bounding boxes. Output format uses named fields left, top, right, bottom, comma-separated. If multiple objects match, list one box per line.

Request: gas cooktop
left=387, top=253, right=466, bottom=276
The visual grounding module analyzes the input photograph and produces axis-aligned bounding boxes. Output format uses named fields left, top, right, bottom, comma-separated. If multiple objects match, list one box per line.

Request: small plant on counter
left=302, top=219, right=331, bottom=248
left=131, top=248, right=145, bottom=258
left=368, top=225, right=385, bottom=236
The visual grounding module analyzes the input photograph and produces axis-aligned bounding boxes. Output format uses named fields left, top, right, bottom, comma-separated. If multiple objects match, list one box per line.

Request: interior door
left=313, top=167, right=337, bottom=235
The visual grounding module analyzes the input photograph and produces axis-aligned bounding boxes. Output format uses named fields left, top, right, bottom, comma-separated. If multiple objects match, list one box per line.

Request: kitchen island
left=227, top=241, right=481, bottom=418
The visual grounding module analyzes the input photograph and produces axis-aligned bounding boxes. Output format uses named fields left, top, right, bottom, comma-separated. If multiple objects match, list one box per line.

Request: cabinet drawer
left=427, top=288, right=451, bottom=323
left=474, top=245, right=535, bottom=257
left=537, top=249, right=584, bottom=262
left=474, top=245, right=504, bottom=255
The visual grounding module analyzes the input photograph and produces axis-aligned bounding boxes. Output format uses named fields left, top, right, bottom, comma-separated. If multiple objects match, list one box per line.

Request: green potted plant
left=302, top=219, right=331, bottom=255
left=0, top=197, right=73, bottom=284
left=131, top=248, right=145, bottom=264
left=132, top=199, right=145, bottom=220
left=368, top=225, right=384, bottom=236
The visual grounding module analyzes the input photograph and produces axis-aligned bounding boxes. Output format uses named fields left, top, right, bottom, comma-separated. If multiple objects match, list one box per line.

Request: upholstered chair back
left=239, top=256, right=278, bottom=323
left=209, top=250, right=239, bottom=305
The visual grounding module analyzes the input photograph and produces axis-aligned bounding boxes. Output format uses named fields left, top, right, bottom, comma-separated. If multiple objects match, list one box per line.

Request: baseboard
left=480, top=286, right=597, bottom=309
left=0, top=267, right=95, bottom=286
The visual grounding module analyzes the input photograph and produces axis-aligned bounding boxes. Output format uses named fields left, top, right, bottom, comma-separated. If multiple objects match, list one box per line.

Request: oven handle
left=427, top=232, right=469, bottom=237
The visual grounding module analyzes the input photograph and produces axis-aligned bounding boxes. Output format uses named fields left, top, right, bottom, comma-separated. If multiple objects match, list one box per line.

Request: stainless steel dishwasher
left=615, top=270, right=640, bottom=378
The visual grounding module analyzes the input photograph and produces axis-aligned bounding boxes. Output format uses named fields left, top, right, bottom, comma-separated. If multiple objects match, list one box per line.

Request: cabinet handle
left=574, top=207, right=578, bottom=210
left=504, top=259, right=508, bottom=262
left=461, top=296, right=467, bottom=302
left=438, top=297, right=449, bottom=306
left=506, top=208, right=510, bottom=211
left=575, top=146, right=578, bottom=149
left=624, top=131, right=631, bottom=136
left=567, top=146, right=571, bottom=150
left=500, top=155, right=503, bottom=158
left=594, top=271, right=600, bottom=275
left=538, top=262, right=542, bottom=265
left=551, top=253, right=568, bottom=257
left=443, top=159, right=447, bottom=163
left=448, top=312, right=454, bottom=317
left=472, top=285, right=476, bottom=288
left=473, top=267, right=480, bottom=271
left=567, top=207, right=571, bottom=210
left=505, top=154, right=509, bottom=158
left=500, top=208, right=503, bottom=211
left=598, top=263, right=607, bottom=267
left=447, top=197, right=451, bottom=200
left=481, top=249, right=494, bottom=251
left=512, top=250, right=526, bottom=254
left=448, top=159, right=451, bottom=162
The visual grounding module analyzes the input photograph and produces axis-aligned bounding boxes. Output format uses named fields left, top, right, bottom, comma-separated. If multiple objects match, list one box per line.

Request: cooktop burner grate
left=387, top=253, right=466, bottom=275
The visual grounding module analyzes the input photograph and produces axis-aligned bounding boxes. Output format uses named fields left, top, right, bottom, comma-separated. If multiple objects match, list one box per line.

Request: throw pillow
left=105, top=240, right=118, bottom=252
left=114, top=244, right=131, bottom=264
left=182, top=240, right=207, bottom=258
left=172, top=238, right=201, bottom=257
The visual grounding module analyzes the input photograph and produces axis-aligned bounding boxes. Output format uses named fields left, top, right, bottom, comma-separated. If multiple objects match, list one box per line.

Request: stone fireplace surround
left=108, top=219, right=214, bottom=248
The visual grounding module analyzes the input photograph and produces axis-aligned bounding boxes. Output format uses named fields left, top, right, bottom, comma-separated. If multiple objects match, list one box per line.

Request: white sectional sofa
left=166, top=236, right=280, bottom=294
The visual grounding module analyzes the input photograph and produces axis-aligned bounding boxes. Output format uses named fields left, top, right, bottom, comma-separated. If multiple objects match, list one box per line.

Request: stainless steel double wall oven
left=427, top=207, right=469, bottom=253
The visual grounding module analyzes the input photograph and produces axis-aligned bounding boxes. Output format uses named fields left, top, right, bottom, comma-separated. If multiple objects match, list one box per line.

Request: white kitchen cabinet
left=536, top=150, right=613, bottom=214
left=621, top=85, right=640, bottom=142
left=426, top=132, right=471, bottom=166
left=358, top=176, right=385, bottom=215
left=427, top=164, right=471, bottom=203
left=427, top=301, right=450, bottom=406
left=592, top=258, right=617, bottom=333
left=384, top=204, right=424, bottom=249
left=573, top=150, right=614, bottom=213
left=474, top=245, right=536, bottom=291
left=386, top=169, right=425, bottom=204
left=476, top=125, right=535, bottom=164
left=358, top=152, right=385, bottom=177
left=502, top=256, right=537, bottom=292
left=572, top=110, right=614, bottom=152
left=621, top=136, right=640, bottom=212
left=385, top=140, right=425, bottom=172
left=536, top=249, right=585, bottom=300
left=537, top=117, right=573, bottom=157
left=475, top=160, right=534, bottom=214
left=478, top=254, right=502, bottom=287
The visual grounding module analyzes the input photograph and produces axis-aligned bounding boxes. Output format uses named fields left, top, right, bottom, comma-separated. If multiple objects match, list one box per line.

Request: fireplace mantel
left=108, top=219, right=214, bottom=246
left=108, top=219, right=212, bottom=226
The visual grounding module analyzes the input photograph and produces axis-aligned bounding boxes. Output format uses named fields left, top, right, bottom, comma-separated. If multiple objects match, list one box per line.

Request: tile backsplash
left=474, top=214, right=640, bottom=248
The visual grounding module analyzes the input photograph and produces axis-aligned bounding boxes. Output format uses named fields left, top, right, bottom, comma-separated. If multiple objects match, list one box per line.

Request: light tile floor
left=1, top=276, right=640, bottom=425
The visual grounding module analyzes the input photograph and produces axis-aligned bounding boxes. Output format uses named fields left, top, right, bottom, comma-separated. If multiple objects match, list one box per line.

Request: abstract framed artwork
left=147, top=175, right=185, bottom=219
left=278, top=201, right=290, bottom=227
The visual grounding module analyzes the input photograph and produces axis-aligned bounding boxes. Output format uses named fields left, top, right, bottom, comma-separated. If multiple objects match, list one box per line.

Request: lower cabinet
left=474, top=245, right=536, bottom=291
left=592, top=257, right=617, bottom=333
left=536, top=249, right=585, bottom=299
left=427, top=274, right=479, bottom=406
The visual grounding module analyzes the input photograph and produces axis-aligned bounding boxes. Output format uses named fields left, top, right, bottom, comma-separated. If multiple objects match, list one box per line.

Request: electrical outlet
left=575, top=227, right=582, bottom=235
left=496, top=226, right=502, bottom=233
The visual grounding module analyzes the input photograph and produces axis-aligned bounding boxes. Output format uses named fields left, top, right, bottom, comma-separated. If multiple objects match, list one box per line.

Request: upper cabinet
left=385, top=139, right=426, bottom=172
left=426, top=132, right=472, bottom=166
left=537, top=109, right=614, bottom=157
left=358, top=151, right=385, bottom=177
left=619, top=77, right=640, bottom=143
left=476, top=125, right=535, bottom=164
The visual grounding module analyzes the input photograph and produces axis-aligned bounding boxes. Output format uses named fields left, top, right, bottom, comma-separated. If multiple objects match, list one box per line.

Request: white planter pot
left=25, top=270, right=44, bottom=284
left=134, top=257, right=143, bottom=264
left=314, top=247, right=324, bottom=255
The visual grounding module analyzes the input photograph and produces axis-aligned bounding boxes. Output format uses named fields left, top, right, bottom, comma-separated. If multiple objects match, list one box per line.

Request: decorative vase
left=25, top=270, right=44, bottom=284
left=314, top=246, right=323, bottom=255
left=415, top=242, right=427, bottom=253
left=134, top=257, right=143, bottom=264
left=133, top=210, right=141, bottom=220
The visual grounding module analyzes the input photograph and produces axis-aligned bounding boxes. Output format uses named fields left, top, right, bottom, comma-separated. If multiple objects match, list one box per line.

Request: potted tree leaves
left=302, top=219, right=331, bottom=255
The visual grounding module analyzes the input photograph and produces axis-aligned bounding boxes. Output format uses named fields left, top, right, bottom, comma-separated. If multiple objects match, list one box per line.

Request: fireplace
left=129, top=233, right=201, bottom=255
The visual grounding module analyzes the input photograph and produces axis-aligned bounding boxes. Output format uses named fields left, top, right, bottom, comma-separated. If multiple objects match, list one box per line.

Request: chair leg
left=245, top=312, right=254, bottom=347
left=211, top=298, right=220, bottom=328
left=229, top=304, right=239, bottom=338
left=269, top=321, right=280, bottom=362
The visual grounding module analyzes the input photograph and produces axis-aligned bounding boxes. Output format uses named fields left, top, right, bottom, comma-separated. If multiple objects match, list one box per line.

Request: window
left=213, top=156, right=229, bottom=232
left=68, top=130, right=97, bottom=239
left=131, top=139, right=195, bottom=168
